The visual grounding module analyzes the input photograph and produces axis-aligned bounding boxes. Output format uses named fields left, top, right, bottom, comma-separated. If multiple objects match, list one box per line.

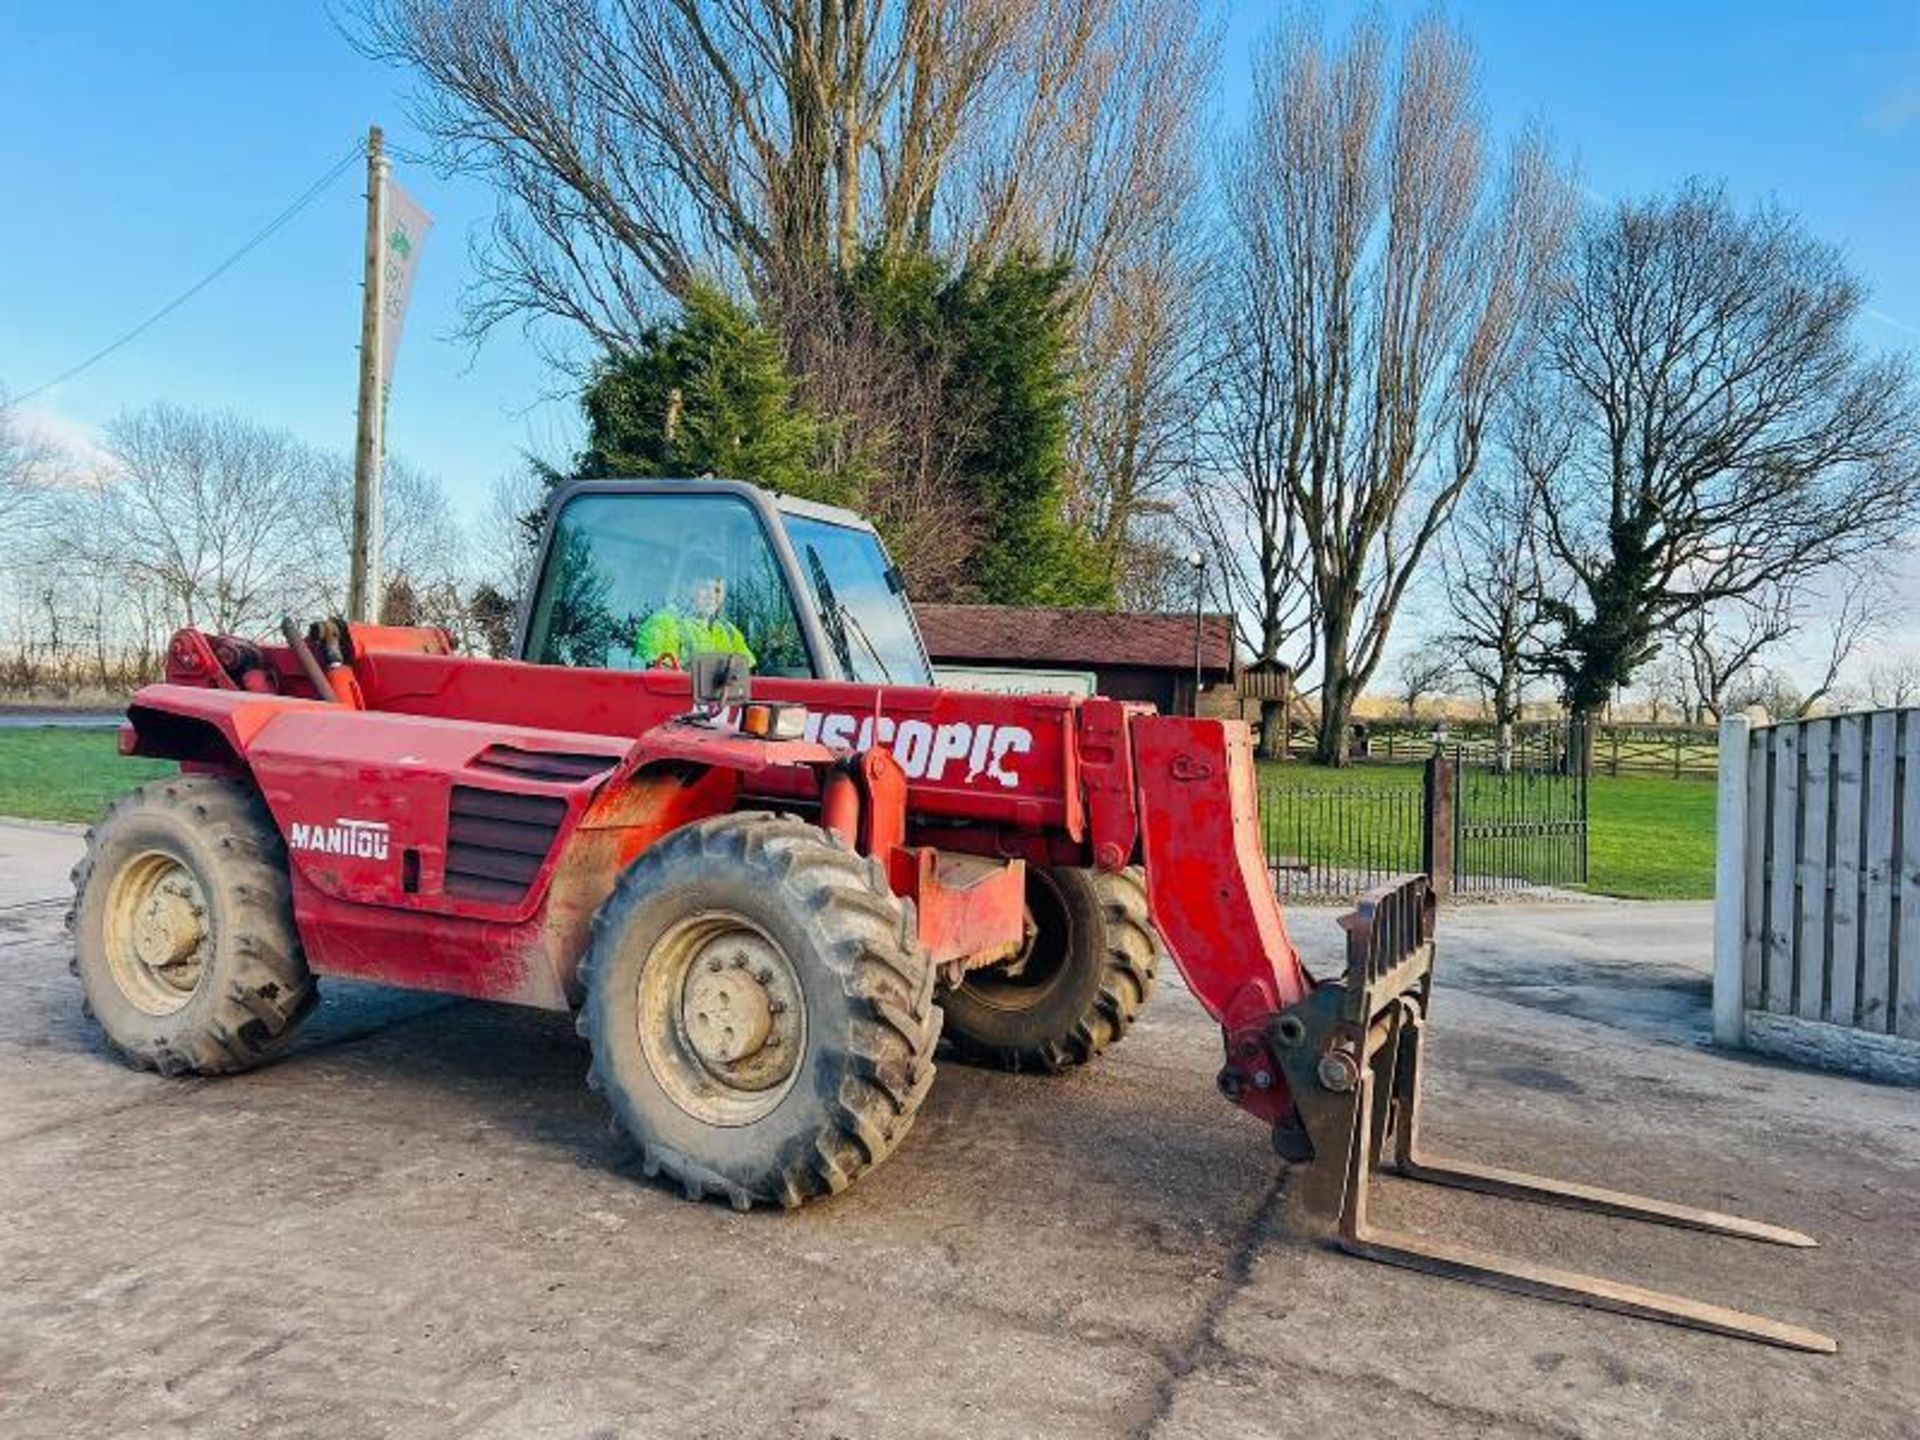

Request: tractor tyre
left=938, top=865, right=1161, bottom=1073
left=578, top=811, right=940, bottom=1209
left=68, top=773, right=318, bottom=1076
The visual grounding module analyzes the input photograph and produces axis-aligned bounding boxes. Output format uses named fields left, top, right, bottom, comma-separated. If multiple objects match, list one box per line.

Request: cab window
left=784, top=515, right=932, bottom=686
left=524, top=493, right=813, bottom=676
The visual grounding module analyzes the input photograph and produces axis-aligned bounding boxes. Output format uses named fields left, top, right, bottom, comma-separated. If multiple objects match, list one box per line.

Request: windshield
left=783, top=514, right=932, bottom=686
left=524, top=493, right=812, bottom=676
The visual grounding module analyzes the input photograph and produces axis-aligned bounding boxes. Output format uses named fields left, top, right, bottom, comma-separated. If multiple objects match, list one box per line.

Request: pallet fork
left=1266, top=877, right=1836, bottom=1354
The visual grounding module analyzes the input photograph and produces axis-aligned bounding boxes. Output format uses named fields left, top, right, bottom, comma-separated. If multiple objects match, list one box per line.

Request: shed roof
left=914, top=604, right=1236, bottom=673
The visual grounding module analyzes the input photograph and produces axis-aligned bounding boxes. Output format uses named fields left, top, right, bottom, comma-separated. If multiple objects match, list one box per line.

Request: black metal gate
left=1260, top=780, right=1427, bottom=902
left=1450, top=719, right=1589, bottom=893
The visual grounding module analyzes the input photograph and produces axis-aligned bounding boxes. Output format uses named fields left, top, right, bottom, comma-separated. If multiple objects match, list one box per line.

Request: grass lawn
left=0, top=728, right=174, bottom=825
left=1257, top=760, right=1716, bottom=901
left=0, top=728, right=1716, bottom=901
left=1584, top=772, right=1717, bottom=900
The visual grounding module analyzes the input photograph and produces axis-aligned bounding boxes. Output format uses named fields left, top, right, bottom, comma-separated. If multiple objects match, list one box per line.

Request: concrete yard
left=1, top=819, right=1915, bottom=1438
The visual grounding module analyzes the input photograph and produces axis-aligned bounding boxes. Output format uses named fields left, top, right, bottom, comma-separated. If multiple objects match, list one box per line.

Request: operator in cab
left=633, top=552, right=756, bottom=670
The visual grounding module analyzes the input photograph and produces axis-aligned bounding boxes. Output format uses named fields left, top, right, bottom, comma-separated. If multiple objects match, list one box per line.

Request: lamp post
left=1185, top=551, right=1206, bottom=716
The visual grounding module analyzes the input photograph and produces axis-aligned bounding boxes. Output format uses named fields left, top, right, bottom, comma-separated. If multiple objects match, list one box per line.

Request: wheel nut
left=708, top=957, right=723, bottom=972
left=755, top=968, right=773, bottom=985
left=1317, top=1050, right=1360, bottom=1093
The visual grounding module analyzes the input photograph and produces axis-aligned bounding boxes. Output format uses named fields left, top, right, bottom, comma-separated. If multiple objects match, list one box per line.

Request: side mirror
left=688, top=651, right=751, bottom=712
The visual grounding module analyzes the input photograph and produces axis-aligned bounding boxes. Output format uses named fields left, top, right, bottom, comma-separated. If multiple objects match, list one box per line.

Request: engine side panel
left=120, top=683, right=843, bottom=1007
left=351, top=650, right=1081, bottom=835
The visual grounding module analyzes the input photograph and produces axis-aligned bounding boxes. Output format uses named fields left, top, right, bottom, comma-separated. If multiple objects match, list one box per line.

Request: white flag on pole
left=379, top=178, right=432, bottom=384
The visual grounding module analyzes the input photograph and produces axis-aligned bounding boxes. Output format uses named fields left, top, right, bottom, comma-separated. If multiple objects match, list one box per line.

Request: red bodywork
left=129, top=624, right=1313, bottom=1124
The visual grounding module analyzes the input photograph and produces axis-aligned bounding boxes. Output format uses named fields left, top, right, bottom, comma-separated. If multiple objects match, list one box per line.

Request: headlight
left=740, top=702, right=809, bottom=741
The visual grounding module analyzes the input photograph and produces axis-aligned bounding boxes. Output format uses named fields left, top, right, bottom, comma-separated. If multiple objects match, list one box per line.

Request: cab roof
left=550, top=477, right=878, bottom=536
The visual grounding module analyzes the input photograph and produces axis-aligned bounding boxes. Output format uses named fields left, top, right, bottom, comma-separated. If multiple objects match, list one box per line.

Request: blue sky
left=3, top=0, right=1917, bottom=527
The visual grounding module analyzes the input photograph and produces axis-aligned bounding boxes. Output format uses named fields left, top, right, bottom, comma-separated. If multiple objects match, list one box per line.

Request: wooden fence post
left=1712, top=714, right=1752, bottom=1047
left=1423, top=751, right=1455, bottom=904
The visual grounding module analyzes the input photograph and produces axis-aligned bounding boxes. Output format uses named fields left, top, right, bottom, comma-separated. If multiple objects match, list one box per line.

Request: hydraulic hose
left=280, top=616, right=339, bottom=704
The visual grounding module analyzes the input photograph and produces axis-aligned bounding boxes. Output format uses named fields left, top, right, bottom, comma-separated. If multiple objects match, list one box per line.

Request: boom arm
left=1127, top=716, right=1311, bottom=1126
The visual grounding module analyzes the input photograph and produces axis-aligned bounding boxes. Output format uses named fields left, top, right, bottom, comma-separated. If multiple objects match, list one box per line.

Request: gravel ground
left=1, top=821, right=1916, bottom=1439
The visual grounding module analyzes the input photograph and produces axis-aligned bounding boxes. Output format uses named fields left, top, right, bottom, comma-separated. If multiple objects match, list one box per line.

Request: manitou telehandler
left=70, top=479, right=1833, bottom=1351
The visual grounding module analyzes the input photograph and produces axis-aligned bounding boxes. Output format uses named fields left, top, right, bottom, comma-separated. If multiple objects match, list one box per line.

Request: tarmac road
left=0, top=711, right=120, bottom=728
left=0, top=819, right=1915, bottom=1438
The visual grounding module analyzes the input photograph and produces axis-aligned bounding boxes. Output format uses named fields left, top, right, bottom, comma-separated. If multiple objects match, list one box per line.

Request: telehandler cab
left=71, top=479, right=1833, bottom=1351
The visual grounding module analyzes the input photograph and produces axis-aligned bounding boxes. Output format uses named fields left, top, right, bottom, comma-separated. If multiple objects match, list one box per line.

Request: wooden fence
left=1712, top=712, right=1920, bottom=1084
left=1287, top=719, right=1718, bottom=778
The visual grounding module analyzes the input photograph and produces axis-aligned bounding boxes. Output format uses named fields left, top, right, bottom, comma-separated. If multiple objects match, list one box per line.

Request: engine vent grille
left=444, top=786, right=569, bottom=905
left=469, top=745, right=619, bottom=783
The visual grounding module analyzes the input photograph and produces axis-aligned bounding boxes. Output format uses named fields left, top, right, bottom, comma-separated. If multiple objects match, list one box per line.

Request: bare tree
left=1679, top=590, right=1794, bottom=724
left=1440, top=456, right=1549, bottom=758
left=1867, top=657, right=1920, bottom=708
left=1641, top=646, right=1701, bottom=724
left=82, top=404, right=328, bottom=636
left=767, top=266, right=984, bottom=599
left=0, top=388, right=57, bottom=538
left=1679, top=575, right=1879, bottom=722
left=1213, top=14, right=1572, bottom=764
left=1724, top=669, right=1809, bottom=723
left=350, top=0, right=1210, bottom=348
left=1190, top=73, right=1321, bottom=756
left=1530, top=182, right=1920, bottom=728
left=474, top=466, right=549, bottom=602
left=1185, top=456, right=1315, bottom=757
left=1393, top=642, right=1457, bottom=720
left=458, top=465, right=555, bottom=656
left=1069, top=209, right=1210, bottom=600
left=304, top=454, right=470, bottom=621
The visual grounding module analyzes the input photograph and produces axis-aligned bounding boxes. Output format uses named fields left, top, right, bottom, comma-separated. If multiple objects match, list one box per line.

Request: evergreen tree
left=574, top=282, right=860, bottom=510
left=850, top=251, right=1113, bottom=606
left=557, top=265, right=1113, bottom=610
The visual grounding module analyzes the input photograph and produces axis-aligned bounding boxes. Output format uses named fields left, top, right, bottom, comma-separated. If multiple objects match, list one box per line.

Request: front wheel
left=68, top=774, right=317, bottom=1075
left=577, top=812, right=940, bottom=1209
left=938, top=866, right=1161, bottom=1072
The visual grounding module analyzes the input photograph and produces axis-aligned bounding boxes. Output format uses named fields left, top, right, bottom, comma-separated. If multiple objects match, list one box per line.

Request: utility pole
left=347, top=125, right=389, bottom=623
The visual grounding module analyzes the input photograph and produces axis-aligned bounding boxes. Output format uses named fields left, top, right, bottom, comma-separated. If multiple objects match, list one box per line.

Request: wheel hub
left=132, top=876, right=205, bottom=971
left=683, top=959, right=774, bottom=1066
left=103, top=852, right=210, bottom=1016
left=640, top=915, right=807, bottom=1126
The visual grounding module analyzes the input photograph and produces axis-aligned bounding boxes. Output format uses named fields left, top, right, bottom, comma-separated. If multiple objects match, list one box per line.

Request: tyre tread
left=579, top=810, right=940, bottom=1209
left=70, top=773, right=316, bottom=1076
left=943, top=865, right=1161, bottom=1073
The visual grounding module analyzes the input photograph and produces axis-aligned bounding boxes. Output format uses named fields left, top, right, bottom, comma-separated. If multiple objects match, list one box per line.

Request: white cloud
left=11, top=401, right=116, bottom=480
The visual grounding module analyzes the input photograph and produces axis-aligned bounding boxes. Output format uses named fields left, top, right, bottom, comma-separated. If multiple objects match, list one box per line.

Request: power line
left=12, top=140, right=368, bottom=405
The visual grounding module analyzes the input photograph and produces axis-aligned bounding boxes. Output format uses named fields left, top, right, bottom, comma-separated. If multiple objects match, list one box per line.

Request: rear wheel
left=578, top=812, right=939, bottom=1209
left=939, top=865, right=1160, bottom=1072
left=68, top=774, right=317, bottom=1075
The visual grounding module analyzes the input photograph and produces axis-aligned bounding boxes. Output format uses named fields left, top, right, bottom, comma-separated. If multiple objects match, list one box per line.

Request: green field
left=0, top=728, right=174, bottom=825
left=0, top=728, right=1715, bottom=901
left=1257, top=760, right=1716, bottom=901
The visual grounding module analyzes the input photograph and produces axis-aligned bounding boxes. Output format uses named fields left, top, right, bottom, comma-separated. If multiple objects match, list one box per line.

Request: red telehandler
left=71, top=480, right=1832, bottom=1352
